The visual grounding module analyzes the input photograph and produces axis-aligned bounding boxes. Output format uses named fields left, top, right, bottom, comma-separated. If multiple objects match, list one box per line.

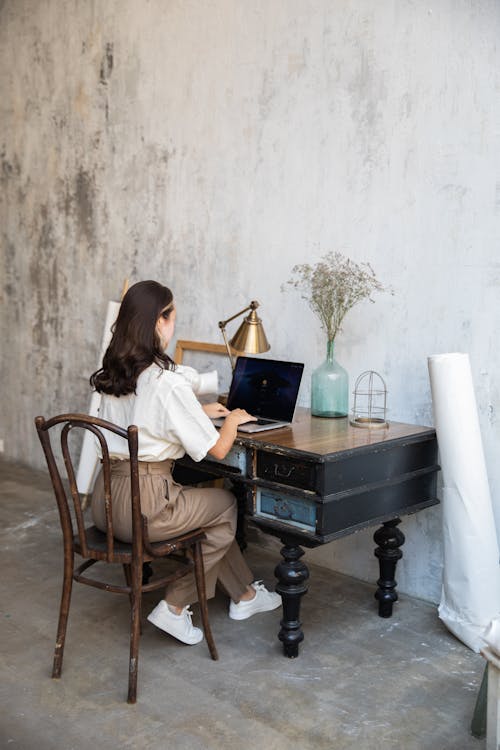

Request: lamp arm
left=220, top=326, right=236, bottom=371
left=218, top=301, right=261, bottom=372
left=218, top=300, right=259, bottom=329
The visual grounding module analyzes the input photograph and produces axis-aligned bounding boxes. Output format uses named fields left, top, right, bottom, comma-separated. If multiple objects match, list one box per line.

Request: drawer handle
left=274, top=463, right=295, bottom=479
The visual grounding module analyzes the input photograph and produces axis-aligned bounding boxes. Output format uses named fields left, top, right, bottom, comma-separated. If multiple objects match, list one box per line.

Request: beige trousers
left=91, top=459, right=253, bottom=608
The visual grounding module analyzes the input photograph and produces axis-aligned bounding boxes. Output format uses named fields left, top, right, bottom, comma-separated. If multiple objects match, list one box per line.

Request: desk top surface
left=235, top=407, right=435, bottom=459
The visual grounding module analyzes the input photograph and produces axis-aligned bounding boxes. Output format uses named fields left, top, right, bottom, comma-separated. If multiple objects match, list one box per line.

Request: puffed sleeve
left=159, top=379, right=219, bottom=462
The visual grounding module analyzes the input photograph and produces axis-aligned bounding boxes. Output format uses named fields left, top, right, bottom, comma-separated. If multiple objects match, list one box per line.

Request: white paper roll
left=98, top=300, right=121, bottom=363
left=176, top=365, right=219, bottom=395
left=428, top=352, right=500, bottom=651
left=76, top=392, right=102, bottom=495
left=76, top=300, right=121, bottom=495
left=196, top=370, right=218, bottom=395
left=483, top=617, right=500, bottom=658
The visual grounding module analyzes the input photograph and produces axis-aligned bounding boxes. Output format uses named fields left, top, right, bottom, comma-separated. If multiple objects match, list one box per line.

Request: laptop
left=212, top=356, right=304, bottom=433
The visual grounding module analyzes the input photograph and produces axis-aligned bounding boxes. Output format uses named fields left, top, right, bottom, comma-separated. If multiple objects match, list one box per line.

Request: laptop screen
left=226, top=357, right=304, bottom=421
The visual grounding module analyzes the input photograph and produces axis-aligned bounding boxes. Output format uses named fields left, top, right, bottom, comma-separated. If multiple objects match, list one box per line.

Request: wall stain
left=99, top=42, right=114, bottom=122
left=1, top=146, right=21, bottom=184
left=2, top=237, right=21, bottom=324
left=63, top=168, right=96, bottom=244
left=258, top=70, right=276, bottom=119
left=29, top=205, right=58, bottom=347
left=75, top=168, right=95, bottom=242
left=100, top=42, right=114, bottom=85
left=27, top=201, right=70, bottom=356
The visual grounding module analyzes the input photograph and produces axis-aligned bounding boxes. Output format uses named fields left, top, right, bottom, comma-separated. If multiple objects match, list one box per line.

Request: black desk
left=174, top=408, right=439, bottom=657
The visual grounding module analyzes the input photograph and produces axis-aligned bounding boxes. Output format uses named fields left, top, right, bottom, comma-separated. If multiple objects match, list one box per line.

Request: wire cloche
left=350, top=370, right=388, bottom=429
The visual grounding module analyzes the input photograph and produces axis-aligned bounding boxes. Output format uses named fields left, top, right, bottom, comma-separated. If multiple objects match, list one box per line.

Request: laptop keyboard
left=213, top=416, right=279, bottom=426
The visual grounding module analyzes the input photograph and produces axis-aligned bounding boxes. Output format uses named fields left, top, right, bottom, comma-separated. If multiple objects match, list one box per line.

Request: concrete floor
left=0, top=459, right=486, bottom=750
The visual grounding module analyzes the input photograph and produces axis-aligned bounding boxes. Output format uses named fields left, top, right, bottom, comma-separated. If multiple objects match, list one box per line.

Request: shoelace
left=252, top=580, right=266, bottom=592
left=181, top=606, right=195, bottom=626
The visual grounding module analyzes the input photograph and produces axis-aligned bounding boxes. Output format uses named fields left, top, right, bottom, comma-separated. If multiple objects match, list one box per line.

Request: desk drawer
left=256, top=452, right=316, bottom=490
left=208, top=445, right=247, bottom=473
left=255, top=489, right=317, bottom=532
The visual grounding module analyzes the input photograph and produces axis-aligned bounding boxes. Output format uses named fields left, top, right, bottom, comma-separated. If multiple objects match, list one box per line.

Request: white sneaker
left=147, top=600, right=203, bottom=645
left=229, top=581, right=282, bottom=621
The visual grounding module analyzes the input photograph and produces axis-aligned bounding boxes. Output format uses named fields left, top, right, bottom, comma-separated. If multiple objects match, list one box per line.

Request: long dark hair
left=90, top=280, right=175, bottom=396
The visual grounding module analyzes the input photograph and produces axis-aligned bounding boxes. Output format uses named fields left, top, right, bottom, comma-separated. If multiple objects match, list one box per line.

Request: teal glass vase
left=311, top=340, right=349, bottom=418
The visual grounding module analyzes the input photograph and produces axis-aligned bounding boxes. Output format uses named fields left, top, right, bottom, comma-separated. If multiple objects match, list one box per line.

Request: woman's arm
left=202, top=402, right=230, bottom=419
left=207, top=409, right=256, bottom=460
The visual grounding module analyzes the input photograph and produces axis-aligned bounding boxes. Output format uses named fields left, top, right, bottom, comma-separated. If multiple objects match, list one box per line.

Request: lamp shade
left=229, top=309, right=270, bottom=354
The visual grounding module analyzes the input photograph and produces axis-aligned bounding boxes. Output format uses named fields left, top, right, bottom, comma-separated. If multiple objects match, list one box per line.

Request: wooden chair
left=34, top=413, right=218, bottom=704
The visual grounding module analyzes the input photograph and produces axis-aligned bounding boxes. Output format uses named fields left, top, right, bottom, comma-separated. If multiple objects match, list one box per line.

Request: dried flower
left=282, top=251, right=389, bottom=343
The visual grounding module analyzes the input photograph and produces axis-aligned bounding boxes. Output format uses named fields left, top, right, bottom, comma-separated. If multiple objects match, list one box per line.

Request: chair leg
left=192, top=540, right=218, bottom=661
left=123, top=563, right=142, bottom=636
left=52, top=554, right=74, bottom=678
left=127, top=560, right=142, bottom=704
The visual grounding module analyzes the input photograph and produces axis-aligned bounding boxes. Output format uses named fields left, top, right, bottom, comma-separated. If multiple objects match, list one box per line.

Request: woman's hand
left=224, top=408, right=257, bottom=426
left=202, top=402, right=230, bottom=419
left=208, top=408, right=257, bottom=460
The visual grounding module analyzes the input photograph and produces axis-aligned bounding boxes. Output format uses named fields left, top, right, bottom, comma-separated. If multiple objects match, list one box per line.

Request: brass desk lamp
left=218, top=300, right=270, bottom=370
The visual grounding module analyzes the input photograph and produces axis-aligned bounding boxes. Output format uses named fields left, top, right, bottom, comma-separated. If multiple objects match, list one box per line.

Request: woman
left=90, top=280, right=280, bottom=646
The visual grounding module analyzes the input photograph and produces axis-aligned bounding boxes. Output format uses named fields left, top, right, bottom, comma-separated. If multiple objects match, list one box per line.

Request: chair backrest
left=35, top=414, right=141, bottom=562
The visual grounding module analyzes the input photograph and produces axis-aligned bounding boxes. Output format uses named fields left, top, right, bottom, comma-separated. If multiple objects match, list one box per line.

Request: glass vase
left=311, top=340, right=348, bottom=418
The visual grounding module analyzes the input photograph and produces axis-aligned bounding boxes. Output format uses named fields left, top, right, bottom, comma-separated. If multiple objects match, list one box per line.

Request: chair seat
left=74, top=525, right=204, bottom=563
left=74, top=525, right=132, bottom=561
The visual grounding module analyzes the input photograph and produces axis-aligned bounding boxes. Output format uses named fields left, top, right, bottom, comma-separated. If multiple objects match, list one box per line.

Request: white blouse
left=97, top=364, right=219, bottom=462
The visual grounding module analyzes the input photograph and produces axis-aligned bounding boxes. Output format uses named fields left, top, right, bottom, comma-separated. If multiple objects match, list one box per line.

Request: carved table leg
left=275, top=540, right=309, bottom=657
left=374, top=518, right=405, bottom=618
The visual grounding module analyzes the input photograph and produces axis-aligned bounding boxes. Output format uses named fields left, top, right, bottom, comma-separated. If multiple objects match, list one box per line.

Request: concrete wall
left=1, top=0, right=499, bottom=603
